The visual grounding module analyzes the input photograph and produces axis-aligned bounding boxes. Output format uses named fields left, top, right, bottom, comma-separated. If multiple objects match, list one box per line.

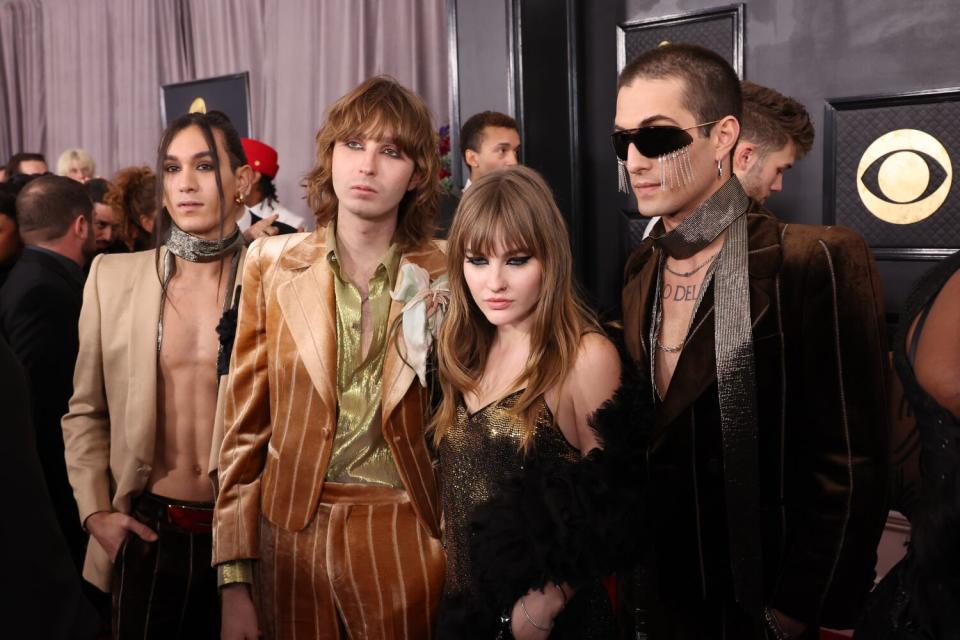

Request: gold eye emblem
left=856, top=128, right=952, bottom=225
left=189, top=97, right=208, bottom=114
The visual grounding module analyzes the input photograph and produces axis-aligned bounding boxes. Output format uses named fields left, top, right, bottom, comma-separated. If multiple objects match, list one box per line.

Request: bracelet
left=762, top=607, right=791, bottom=640
left=554, top=582, right=568, bottom=606
left=520, top=597, right=553, bottom=632
left=217, top=560, right=254, bottom=588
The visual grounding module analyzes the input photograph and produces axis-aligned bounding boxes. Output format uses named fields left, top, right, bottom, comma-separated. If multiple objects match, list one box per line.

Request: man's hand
left=85, top=511, right=157, bottom=562
left=242, top=214, right=280, bottom=243
left=221, top=583, right=260, bottom=639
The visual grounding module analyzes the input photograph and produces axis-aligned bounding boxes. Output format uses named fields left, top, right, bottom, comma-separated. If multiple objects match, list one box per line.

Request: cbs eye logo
left=856, top=129, right=952, bottom=225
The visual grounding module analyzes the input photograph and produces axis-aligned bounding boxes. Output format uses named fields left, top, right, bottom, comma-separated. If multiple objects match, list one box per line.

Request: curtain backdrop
left=0, top=1, right=44, bottom=159
left=0, top=0, right=449, bottom=225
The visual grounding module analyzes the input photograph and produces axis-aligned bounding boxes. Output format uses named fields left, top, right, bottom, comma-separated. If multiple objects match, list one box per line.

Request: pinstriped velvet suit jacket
left=213, top=229, right=446, bottom=564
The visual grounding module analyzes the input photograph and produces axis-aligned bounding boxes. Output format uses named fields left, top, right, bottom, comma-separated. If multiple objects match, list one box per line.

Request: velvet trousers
left=256, top=482, right=445, bottom=639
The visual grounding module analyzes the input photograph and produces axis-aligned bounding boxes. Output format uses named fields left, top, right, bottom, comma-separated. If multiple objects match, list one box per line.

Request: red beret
left=241, top=138, right=279, bottom=179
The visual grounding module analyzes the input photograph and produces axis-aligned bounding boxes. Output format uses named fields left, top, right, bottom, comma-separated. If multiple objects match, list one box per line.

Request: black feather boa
left=437, top=338, right=653, bottom=638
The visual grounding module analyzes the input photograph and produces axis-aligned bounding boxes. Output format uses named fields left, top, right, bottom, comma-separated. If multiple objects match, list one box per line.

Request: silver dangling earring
left=717, top=158, right=723, bottom=178
left=617, top=159, right=630, bottom=193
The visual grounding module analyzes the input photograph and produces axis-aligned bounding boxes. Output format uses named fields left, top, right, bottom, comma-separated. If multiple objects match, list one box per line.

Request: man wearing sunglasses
left=640, top=81, right=815, bottom=238
left=618, top=44, right=888, bottom=639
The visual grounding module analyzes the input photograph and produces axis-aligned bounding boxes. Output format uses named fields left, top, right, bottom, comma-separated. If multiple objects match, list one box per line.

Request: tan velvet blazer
left=62, top=247, right=244, bottom=591
left=213, top=229, right=447, bottom=565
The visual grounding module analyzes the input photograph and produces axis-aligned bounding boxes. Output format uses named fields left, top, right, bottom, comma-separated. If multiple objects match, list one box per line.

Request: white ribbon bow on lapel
left=390, top=263, right=450, bottom=386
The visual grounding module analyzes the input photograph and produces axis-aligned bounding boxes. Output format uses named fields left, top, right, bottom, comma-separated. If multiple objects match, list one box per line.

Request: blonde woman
left=434, top=166, right=647, bottom=639
left=56, top=148, right=95, bottom=183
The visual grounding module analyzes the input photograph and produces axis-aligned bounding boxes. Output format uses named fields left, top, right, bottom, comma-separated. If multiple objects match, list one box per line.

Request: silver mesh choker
left=651, top=177, right=750, bottom=259
left=166, top=222, right=243, bottom=263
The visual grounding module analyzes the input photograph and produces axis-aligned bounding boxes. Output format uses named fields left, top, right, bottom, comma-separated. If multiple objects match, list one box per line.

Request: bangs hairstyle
left=431, top=165, right=599, bottom=450
left=304, top=76, right=439, bottom=250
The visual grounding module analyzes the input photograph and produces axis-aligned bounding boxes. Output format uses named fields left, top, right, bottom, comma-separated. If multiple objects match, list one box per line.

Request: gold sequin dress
left=438, top=390, right=615, bottom=637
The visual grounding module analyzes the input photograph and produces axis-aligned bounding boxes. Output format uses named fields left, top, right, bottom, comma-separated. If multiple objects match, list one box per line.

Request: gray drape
left=0, top=0, right=448, bottom=225
left=0, top=1, right=44, bottom=158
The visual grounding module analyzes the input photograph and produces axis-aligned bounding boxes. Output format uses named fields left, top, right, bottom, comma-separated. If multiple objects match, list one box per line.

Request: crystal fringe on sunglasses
left=616, top=147, right=694, bottom=194
left=614, top=120, right=719, bottom=194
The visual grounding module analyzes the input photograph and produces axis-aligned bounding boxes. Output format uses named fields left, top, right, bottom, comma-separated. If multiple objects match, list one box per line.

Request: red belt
left=166, top=504, right=213, bottom=534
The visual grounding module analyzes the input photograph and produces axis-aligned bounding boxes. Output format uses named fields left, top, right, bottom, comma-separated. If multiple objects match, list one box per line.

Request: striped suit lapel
left=275, top=234, right=338, bottom=416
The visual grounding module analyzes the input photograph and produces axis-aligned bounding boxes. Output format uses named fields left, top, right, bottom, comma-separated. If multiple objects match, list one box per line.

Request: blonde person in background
left=57, top=148, right=96, bottom=183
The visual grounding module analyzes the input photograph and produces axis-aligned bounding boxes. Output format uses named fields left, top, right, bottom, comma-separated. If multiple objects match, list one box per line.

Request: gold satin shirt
left=324, top=224, right=403, bottom=488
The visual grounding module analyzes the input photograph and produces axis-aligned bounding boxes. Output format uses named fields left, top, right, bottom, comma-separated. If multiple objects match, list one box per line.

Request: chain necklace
left=664, top=252, right=718, bottom=277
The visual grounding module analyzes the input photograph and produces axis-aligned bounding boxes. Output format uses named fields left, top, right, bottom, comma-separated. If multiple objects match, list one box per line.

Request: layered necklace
left=648, top=177, right=765, bottom=613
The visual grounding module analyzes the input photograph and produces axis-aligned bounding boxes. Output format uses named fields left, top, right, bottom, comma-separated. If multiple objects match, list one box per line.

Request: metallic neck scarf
left=652, top=177, right=764, bottom=612
left=165, top=222, right=244, bottom=263
left=157, top=222, right=244, bottom=353
left=650, top=177, right=747, bottom=259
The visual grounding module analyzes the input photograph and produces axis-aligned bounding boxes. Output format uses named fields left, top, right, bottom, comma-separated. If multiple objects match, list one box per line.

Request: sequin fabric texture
left=438, top=390, right=579, bottom=598
left=438, top=390, right=618, bottom=637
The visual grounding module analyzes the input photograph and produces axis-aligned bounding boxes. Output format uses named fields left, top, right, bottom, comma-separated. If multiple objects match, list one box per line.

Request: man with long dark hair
left=62, top=111, right=253, bottom=637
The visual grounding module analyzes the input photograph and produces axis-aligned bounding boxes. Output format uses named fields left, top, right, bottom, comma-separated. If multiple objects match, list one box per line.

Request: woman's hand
left=510, top=583, right=566, bottom=640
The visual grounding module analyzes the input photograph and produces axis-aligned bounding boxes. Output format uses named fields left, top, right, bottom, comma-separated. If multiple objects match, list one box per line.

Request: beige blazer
left=213, top=229, right=447, bottom=565
left=62, top=247, right=244, bottom=591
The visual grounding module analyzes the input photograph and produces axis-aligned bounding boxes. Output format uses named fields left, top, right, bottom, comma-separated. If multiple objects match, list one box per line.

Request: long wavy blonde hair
left=431, top=166, right=599, bottom=449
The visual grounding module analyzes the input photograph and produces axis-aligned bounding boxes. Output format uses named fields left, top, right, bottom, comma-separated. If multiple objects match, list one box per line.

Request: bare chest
left=654, top=268, right=711, bottom=396
left=159, top=281, right=224, bottom=374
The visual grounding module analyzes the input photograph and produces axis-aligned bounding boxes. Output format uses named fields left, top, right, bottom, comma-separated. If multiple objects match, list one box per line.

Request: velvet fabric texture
left=621, top=205, right=889, bottom=634
left=255, top=482, right=444, bottom=639
left=213, top=229, right=447, bottom=617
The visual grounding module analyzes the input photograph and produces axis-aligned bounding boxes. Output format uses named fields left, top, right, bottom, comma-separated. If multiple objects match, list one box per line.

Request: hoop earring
left=617, top=159, right=630, bottom=194
left=717, top=158, right=723, bottom=178
left=234, top=192, right=246, bottom=205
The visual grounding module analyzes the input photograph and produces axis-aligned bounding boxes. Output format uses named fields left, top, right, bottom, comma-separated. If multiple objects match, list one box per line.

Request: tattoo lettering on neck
left=662, top=282, right=698, bottom=302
